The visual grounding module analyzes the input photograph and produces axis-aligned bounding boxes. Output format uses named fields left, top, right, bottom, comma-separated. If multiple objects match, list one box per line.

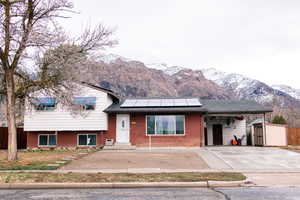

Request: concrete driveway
left=61, top=150, right=209, bottom=171
left=203, top=146, right=300, bottom=171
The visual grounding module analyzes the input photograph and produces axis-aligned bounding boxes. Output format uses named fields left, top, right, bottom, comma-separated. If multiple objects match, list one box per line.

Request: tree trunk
left=5, top=70, right=17, bottom=161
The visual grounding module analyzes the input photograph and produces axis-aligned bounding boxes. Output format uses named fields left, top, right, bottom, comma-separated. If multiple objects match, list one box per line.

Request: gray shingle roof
left=104, top=98, right=272, bottom=114
left=200, top=99, right=273, bottom=114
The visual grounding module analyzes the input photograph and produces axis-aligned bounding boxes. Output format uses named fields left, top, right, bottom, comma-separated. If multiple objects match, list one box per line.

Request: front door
left=213, top=124, right=223, bottom=145
left=116, top=114, right=130, bottom=144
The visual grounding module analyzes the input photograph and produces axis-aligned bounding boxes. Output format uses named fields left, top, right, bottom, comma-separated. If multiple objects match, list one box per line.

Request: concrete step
left=103, top=144, right=136, bottom=150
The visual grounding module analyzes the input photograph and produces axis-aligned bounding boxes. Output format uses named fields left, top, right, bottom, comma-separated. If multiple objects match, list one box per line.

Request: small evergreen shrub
left=272, top=115, right=287, bottom=125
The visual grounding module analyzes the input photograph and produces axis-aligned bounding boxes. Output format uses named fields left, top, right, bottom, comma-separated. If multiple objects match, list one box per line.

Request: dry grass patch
left=0, top=149, right=92, bottom=170
left=0, top=172, right=246, bottom=183
left=281, top=146, right=300, bottom=153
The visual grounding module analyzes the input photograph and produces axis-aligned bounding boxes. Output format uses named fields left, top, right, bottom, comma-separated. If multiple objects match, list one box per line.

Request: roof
left=80, top=82, right=119, bottom=102
left=104, top=98, right=273, bottom=114
left=200, top=99, right=273, bottom=114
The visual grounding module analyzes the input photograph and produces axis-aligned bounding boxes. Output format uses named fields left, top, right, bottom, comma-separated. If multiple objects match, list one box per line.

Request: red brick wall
left=107, top=113, right=204, bottom=147
left=104, top=114, right=117, bottom=143
left=27, top=131, right=104, bottom=149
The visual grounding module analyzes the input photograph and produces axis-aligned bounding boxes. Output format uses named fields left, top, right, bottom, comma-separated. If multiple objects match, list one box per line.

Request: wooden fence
left=287, top=128, right=300, bottom=145
left=0, top=128, right=27, bottom=149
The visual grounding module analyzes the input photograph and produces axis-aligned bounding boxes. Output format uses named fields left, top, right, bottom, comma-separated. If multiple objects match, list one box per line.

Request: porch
left=204, top=114, right=267, bottom=146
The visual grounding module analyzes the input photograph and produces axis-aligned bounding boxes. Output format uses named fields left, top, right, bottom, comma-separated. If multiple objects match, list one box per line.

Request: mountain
left=97, top=53, right=131, bottom=64
left=272, top=85, right=300, bottom=100
left=201, top=68, right=300, bottom=108
left=80, top=58, right=230, bottom=100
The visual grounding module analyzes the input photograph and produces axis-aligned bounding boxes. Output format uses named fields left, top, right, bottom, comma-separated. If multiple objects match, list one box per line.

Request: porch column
left=262, top=113, right=267, bottom=146
left=200, top=115, right=205, bottom=147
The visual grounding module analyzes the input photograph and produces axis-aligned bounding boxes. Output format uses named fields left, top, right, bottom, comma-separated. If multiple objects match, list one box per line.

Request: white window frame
left=77, top=134, right=97, bottom=147
left=145, top=115, right=186, bottom=136
left=38, top=134, right=57, bottom=147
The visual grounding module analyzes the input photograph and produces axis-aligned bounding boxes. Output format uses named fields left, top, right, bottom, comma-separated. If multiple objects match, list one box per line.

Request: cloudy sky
left=65, top=0, right=300, bottom=88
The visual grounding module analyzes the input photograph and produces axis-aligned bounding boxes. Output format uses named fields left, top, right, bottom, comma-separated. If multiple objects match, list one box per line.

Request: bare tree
left=0, top=0, right=116, bottom=161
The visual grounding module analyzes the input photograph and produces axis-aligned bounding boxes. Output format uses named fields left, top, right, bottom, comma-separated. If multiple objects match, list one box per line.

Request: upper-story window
left=73, top=97, right=96, bottom=110
left=32, top=98, right=56, bottom=111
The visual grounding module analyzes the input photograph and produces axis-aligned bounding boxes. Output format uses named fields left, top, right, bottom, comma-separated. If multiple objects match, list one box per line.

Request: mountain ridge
left=96, top=54, right=300, bottom=107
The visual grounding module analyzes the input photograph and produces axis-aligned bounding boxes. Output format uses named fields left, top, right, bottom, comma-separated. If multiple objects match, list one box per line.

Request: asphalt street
left=0, top=187, right=300, bottom=200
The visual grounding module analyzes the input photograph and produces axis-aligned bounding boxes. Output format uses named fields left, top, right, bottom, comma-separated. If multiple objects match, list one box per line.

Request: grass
left=0, top=172, right=246, bottom=183
left=281, top=146, right=300, bottom=153
left=0, top=149, right=91, bottom=170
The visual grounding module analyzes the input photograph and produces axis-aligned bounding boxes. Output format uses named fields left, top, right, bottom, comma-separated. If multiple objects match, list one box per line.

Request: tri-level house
left=24, top=82, right=272, bottom=149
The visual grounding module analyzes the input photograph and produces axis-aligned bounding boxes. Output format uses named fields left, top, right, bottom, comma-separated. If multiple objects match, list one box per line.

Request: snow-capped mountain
left=146, top=63, right=168, bottom=70
left=97, top=54, right=300, bottom=108
left=201, top=68, right=299, bottom=107
left=147, top=63, right=185, bottom=76
left=98, top=53, right=131, bottom=64
left=272, top=85, right=300, bottom=100
left=163, top=66, right=185, bottom=76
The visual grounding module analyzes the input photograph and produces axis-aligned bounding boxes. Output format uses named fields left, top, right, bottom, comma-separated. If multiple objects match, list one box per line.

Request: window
left=78, top=134, right=97, bottom=146
left=146, top=115, right=185, bottom=135
left=38, top=134, right=56, bottom=146
left=32, top=98, right=56, bottom=111
left=73, top=97, right=96, bottom=110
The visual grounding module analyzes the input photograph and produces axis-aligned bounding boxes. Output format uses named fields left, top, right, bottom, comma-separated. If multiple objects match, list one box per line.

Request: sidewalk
left=245, top=172, right=300, bottom=187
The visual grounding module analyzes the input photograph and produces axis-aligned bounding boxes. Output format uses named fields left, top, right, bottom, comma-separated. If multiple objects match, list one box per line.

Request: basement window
left=78, top=134, right=97, bottom=146
left=146, top=115, right=185, bottom=135
left=38, top=134, right=57, bottom=147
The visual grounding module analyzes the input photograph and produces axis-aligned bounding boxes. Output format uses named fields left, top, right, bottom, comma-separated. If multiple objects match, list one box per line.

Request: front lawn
left=0, top=172, right=246, bottom=183
left=0, top=149, right=92, bottom=170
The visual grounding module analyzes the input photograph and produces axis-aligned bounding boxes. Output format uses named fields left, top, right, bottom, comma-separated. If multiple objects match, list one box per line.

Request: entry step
left=103, top=143, right=136, bottom=150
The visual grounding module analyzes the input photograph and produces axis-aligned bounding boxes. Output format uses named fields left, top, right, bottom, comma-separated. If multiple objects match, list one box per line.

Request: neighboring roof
left=104, top=98, right=273, bottom=114
left=80, top=82, right=119, bottom=102
left=200, top=99, right=273, bottom=114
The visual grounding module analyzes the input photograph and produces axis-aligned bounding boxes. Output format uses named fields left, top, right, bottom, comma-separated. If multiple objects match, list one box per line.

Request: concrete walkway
left=202, top=146, right=300, bottom=171
left=245, top=172, right=300, bottom=187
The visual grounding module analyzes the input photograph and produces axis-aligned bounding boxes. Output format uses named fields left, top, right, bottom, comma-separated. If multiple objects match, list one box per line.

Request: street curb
left=0, top=181, right=246, bottom=189
left=207, top=180, right=246, bottom=187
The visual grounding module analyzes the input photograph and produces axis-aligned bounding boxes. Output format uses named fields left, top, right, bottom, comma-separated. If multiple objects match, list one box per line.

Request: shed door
left=213, top=124, right=223, bottom=145
left=254, top=124, right=264, bottom=146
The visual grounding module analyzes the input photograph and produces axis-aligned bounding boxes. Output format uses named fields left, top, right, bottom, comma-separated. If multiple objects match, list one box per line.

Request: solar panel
left=161, top=99, right=174, bottom=106
left=135, top=99, right=148, bottom=107
left=120, top=98, right=202, bottom=108
left=187, top=98, right=202, bottom=106
left=120, top=99, right=136, bottom=107
left=147, top=99, right=161, bottom=107
left=174, top=99, right=187, bottom=106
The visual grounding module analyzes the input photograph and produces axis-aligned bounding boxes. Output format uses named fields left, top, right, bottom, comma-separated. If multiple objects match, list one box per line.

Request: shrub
left=272, top=115, right=287, bottom=124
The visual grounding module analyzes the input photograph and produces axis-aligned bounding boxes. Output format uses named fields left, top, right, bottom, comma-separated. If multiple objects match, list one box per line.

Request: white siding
left=206, top=117, right=246, bottom=145
left=24, top=85, right=113, bottom=131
